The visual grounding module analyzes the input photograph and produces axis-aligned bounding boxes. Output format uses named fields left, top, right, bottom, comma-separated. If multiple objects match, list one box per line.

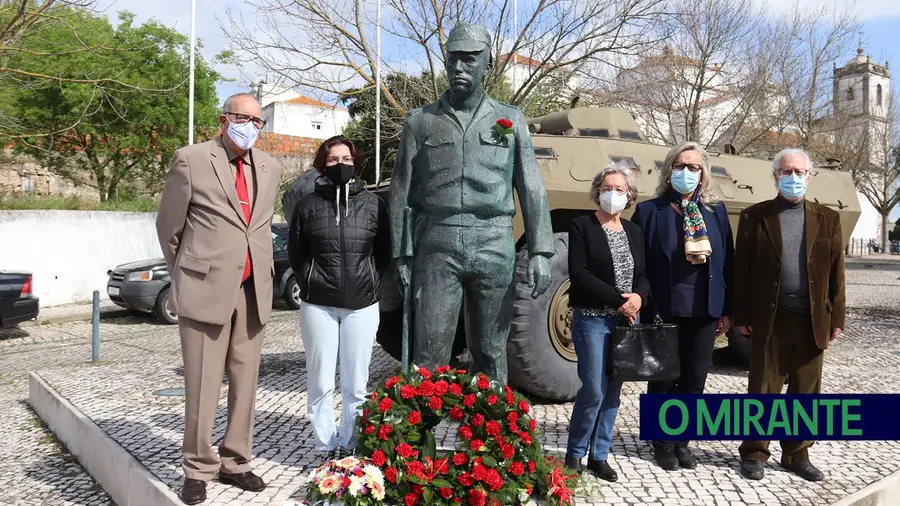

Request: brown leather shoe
left=219, top=470, right=266, bottom=492
left=179, top=478, right=207, bottom=505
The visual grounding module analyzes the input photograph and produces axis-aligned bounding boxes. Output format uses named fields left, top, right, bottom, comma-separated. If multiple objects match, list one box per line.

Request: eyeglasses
left=224, top=111, right=266, bottom=130
left=672, top=163, right=702, bottom=172
left=778, top=167, right=808, bottom=177
left=325, top=156, right=354, bottom=165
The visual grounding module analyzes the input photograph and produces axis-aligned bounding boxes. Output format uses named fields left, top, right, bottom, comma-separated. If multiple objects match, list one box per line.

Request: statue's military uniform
left=389, top=87, right=554, bottom=384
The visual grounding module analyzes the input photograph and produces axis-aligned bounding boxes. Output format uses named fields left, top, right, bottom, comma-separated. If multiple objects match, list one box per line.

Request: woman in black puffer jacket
left=287, top=135, right=390, bottom=460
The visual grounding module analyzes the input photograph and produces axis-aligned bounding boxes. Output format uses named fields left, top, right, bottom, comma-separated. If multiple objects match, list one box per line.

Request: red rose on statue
left=497, top=118, right=513, bottom=129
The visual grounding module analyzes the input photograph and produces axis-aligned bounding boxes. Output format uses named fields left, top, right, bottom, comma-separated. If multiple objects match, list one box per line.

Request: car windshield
left=272, top=229, right=288, bottom=253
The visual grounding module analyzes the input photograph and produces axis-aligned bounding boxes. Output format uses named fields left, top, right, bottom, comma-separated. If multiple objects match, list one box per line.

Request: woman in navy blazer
left=630, top=141, right=734, bottom=472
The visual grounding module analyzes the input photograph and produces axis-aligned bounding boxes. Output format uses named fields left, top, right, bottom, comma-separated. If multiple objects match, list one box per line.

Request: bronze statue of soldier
left=389, top=22, right=554, bottom=385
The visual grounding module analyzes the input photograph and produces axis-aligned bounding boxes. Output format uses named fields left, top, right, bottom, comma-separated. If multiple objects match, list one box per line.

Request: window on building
left=21, top=178, right=34, bottom=193
left=312, top=121, right=322, bottom=131
left=877, top=84, right=883, bottom=106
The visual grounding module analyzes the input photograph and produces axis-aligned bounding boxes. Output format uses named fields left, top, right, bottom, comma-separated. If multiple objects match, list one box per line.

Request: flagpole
left=188, top=0, right=196, bottom=145
left=375, top=0, right=382, bottom=187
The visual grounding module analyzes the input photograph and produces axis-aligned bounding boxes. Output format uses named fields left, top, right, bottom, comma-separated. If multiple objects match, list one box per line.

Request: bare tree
left=221, top=0, right=667, bottom=116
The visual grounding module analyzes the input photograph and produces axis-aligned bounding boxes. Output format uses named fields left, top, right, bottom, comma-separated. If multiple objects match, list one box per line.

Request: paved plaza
left=2, top=262, right=899, bottom=506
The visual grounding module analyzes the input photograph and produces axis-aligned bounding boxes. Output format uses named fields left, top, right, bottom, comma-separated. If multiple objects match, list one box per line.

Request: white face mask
left=227, top=120, right=259, bottom=151
left=600, top=190, right=628, bottom=214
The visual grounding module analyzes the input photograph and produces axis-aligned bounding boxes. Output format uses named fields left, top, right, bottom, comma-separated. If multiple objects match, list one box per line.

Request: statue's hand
left=527, top=255, right=551, bottom=299
left=394, top=257, right=411, bottom=290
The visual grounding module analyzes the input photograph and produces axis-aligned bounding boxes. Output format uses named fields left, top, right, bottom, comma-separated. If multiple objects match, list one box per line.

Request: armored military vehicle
left=370, top=106, right=860, bottom=402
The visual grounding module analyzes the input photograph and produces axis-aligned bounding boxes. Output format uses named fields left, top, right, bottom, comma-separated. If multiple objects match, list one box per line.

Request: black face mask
left=324, top=163, right=355, bottom=186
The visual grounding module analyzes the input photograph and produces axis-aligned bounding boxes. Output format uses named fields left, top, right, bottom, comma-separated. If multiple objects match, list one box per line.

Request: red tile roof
left=284, top=95, right=347, bottom=111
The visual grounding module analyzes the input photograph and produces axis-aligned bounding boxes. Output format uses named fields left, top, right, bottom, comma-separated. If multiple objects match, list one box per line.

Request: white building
left=255, top=83, right=351, bottom=140
left=832, top=46, right=892, bottom=243
left=497, top=53, right=579, bottom=103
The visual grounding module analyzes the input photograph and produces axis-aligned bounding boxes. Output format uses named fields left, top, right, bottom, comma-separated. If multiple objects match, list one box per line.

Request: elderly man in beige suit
left=156, top=93, right=283, bottom=505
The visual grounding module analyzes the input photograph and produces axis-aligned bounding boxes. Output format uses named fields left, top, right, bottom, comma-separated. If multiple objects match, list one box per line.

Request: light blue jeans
left=299, top=301, right=379, bottom=452
left=566, top=312, right=625, bottom=461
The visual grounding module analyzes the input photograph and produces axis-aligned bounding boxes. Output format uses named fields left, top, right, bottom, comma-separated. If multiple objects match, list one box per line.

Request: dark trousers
left=647, top=316, right=718, bottom=450
left=739, top=311, right=823, bottom=465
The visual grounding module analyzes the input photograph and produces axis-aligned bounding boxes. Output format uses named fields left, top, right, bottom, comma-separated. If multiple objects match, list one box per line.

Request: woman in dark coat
left=287, top=135, right=390, bottom=460
left=630, top=141, right=734, bottom=471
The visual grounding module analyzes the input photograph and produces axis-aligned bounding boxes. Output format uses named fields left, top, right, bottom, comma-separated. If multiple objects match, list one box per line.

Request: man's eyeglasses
left=778, top=167, right=808, bottom=177
left=224, top=111, right=266, bottom=130
left=672, top=163, right=702, bottom=173
left=326, top=156, right=354, bottom=165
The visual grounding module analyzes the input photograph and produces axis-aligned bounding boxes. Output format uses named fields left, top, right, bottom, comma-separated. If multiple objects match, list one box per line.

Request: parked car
left=107, top=224, right=299, bottom=324
left=891, top=240, right=900, bottom=255
left=0, top=271, right=40, bottom=328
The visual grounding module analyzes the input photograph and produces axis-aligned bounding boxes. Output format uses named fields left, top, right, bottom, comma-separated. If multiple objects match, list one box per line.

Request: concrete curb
left=831, top=469, right=900, bottom=506
left=18, top=308, right=132, bottom=328
left=28, top=372, right=181, bottom=506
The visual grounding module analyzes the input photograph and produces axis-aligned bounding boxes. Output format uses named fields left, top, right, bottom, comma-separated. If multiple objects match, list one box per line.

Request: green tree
left=3, top=8, right=220, bottom=201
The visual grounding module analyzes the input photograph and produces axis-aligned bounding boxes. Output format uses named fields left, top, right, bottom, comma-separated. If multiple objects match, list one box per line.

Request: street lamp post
left=188, top=0, right=196, bottom=146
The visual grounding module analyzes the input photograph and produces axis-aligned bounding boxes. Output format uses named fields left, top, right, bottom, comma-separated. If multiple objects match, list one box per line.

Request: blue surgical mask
left=671, top=169, right=700, bottom=195
left=778, top=173, right=807, bottom=200
left=227, top=120, right=259, bottom=151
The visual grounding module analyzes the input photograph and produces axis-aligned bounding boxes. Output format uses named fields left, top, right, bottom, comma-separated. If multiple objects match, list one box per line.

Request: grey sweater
left=777, top=197, right=810, bottom=314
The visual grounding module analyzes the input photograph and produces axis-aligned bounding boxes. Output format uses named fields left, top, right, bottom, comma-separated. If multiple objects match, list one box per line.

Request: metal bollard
left=91, top=290, right=100, bottom=362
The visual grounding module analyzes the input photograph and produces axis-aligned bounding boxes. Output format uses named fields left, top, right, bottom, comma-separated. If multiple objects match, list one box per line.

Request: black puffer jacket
left=288, top=176, right=391, bottom=310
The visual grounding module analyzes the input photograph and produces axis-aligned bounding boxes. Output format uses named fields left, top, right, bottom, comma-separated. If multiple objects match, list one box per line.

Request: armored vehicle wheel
left=508, top=232, right=580, bottom=402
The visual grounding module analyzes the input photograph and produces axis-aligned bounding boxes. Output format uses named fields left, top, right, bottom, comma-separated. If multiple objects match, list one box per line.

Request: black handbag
left=609, top=314, right=680, bottom=382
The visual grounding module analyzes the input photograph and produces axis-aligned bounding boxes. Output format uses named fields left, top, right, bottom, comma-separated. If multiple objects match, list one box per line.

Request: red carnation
left=519, top=400, right=530, bottom=414
left=401, top=385, right=417, bottom=399
left=436, top=365, right=452, bottom=374
left=472, top=463, right=488, bottom=481
left=477, top=375, right=490, bottom=390
left=342, top=477, right=352, bottom=488
left=404, top=492, right=419, bottom=506
left=406, top=461, right=427, bottom=481
left=456, top=368, right=467, bottom=374
left=448, top=383, right=463, bottom=396
left=378, top=397, right=393, bottom=413
left=489, top=500, right=501, bottom=506
left=487, top=395, right=498, bottom=406
left=505, top=392, right=515, bottom=405
left=371, top=392, right=378, bottom=401
left=459, top=425, right=474, bottom=440
left=418, top=380, right=436, bottom=397
left=472, top=413, right=485, bottom=427
left=528, top=460, right=536, bottom=473
left=408, top=411, right=422, bottom=425
left=396, top=443, right=418, bottom=459
left=378, top=424, right=393, bottom=440
left=365, top=424, right=375, bottom=435
left=509, top=422, right=518, bottom=433
left=520, top=432, right=533, bottom=446
left=459, top=472, right=475, bottom=486
left=385, top=376, right=401, bottom=388
left=485, top=469, right=503, bottom=491
left=418, top=367, right=432, bottom=379
left=468, top=489, right=487, bottom=506
left=429, top=396, right=443, bottom=410
left=453, top=453, right=469, bottom=466
left=470, top=439, right=485, bottom=451
left=507, top=412, right=519, bottom=424
left=434, top=380, right=449, bottom=396
left=463, top=394, right=477, bottom=408
left=386, top=466, right=399, bottom=483
left=371, top=450, right=387, bottom=467
left=450, top=406, right=465, bottom=421
left=510, top=461, right=525, bottom=476
left=439, top=488, right=453, bottom=499
left=501, top=443, right=515, bottom=460
left=529, top=419, right=537, bottom=431
left=497, top=118, right=513, bottom=129
left=485, top=420, right=501, bottom=436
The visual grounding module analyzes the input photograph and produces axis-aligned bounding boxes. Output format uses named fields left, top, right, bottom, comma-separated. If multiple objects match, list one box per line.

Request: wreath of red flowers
left=356, top=365, right=577, bottom=506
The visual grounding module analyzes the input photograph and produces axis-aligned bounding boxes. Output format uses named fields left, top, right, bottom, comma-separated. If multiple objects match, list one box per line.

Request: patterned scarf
left=673, top=190, right=711, bottom=264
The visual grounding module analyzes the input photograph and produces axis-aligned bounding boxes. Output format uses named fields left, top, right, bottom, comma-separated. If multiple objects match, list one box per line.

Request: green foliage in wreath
left=356, top=365, right=578, bottom=506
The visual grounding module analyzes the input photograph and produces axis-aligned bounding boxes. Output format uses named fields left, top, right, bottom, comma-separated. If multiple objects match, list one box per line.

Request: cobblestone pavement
left=1, top=269, right=899, bottom=506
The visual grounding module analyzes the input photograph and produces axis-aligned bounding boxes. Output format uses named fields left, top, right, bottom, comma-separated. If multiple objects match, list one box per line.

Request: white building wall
left=851, top=192, right=882, bottom=242
left=0, top=211, right=162, bottom=307
left=262, top=102, right=350, bottom=140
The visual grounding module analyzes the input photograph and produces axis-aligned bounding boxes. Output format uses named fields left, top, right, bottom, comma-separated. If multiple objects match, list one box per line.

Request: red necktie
left=235, top=158, right=252, bottom=283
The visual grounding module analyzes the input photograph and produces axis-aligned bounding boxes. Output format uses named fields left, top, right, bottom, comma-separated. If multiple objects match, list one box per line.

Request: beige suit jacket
left=156, top=136, right=283, bottom=326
